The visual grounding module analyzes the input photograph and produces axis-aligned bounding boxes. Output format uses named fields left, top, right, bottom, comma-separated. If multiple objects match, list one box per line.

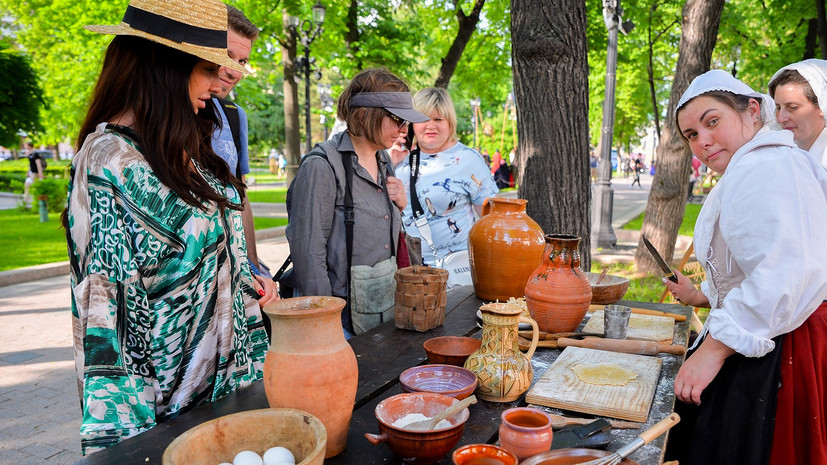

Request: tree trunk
left=633, top=0, right=725, bottom=273
left=282, top=11, right=301, bottom=184
left=344, top=0, right=363, bottom=70
left=434, top=0, right=486, bottom=88
left=511, top=0, right=591, bottom=269
left=805, top=17, right=817, bottom=60
left=817, top=0, right=827, bottom=59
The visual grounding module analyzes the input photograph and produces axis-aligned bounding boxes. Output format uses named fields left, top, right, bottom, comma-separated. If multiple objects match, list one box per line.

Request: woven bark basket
left=394, top=266, right=449, bottom=332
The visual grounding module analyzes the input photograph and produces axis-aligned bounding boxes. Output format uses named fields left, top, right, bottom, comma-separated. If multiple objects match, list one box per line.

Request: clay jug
left=262, top=296, right=358, bottom=458
left=468, top=198, right=545, bottom=301
left=464, top=302, right=539, bottom=402
left=525, top=235, right=592, bottom=333
left=498, top=407, right=553, bottom=460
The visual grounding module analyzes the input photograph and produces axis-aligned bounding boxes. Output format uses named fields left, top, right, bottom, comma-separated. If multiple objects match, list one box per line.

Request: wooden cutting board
left=525, top=346, right=662, bottom=422
left=582, top=310, right=675, bottom=343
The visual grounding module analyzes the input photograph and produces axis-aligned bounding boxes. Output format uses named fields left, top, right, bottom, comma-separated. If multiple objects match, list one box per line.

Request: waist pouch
left=350, top=257, right=397, bottom=334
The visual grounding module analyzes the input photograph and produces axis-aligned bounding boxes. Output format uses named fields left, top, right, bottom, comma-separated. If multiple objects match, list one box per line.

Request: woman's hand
left=388, top=134, right=410, bottom=166
left=252, top=274, right=279, bottom=307
left=387, top=176, right=407, bottom=211
left=674, top=336, right=734, bottom=404
left=662, top=270, right=709, bottom=308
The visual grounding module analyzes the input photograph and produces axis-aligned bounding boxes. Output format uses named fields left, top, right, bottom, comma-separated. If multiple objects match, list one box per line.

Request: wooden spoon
left=595, top=266, right=610, bottom=284
left=404, top=395, right=477, bottom=431
left=546, top=413, right=642, bottom=430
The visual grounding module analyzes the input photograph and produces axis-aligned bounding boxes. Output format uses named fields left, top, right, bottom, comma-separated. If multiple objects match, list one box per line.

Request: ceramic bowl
left=162, top=408, right=326, bottom=465
left=366, top=392, right=470, bottom=464
left=452, top=444, right=518, bottom=465
left=399, top=364, right=478, bottom=400
left=519, top=448, right=640, bottom=465
left=423, top=336, right=482, bottom=366
left=586, top=272, right=631, bottom=305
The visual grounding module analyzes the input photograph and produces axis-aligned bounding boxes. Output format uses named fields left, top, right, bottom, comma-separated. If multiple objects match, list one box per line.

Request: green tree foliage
left=0, top=42, right=44, bottom=147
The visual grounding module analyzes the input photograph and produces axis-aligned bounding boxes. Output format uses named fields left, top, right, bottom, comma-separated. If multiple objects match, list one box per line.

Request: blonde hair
left=413, top=87, right=457, bottom=141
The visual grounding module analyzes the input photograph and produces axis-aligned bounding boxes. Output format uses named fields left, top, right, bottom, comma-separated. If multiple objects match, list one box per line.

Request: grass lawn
left=0, top=210, right=69, bottom=271
left=0, top=209, right=289, bottom=271
left=622, top=203, right=702, bottom=236
left=246, top=188, right=287, bottom=203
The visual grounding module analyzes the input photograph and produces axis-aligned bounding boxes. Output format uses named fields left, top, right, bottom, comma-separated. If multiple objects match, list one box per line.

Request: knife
left=641, top=234, right=678, bottom=283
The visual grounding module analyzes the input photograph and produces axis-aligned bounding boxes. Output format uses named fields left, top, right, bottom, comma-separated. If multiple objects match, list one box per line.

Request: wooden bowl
left=452, top=444, right=518, bottom=465
left=366, top=392, right=470, bottom=464
left=162, top=408, right=326, bottom=465
left=399, top=364, right=478, bottom=400
left=586, top=272, right=630, bottom=305
left=423, top=336, right=482, bottom=366
left=519, top=448, right=640, bottom=465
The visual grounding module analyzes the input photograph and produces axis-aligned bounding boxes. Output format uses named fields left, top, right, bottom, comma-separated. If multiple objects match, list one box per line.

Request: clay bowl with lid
left=365, top=392, right=470, bottom=464
left=423, top=336, right=482, bottom=366
left=162, top=408, right=326, bottom=465
left=399, top=364, right=478, bottom=400
left=519, top=448, right=639, bottom=465
left=586, top=272, right=630, bottom=305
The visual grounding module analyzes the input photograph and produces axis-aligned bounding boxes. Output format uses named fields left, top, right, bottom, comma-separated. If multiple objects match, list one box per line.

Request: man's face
left=216, top=28, right=252, bottom=98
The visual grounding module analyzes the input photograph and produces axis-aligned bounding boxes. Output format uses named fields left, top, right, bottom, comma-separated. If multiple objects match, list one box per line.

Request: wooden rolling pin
left=556, top=337, right=686, bottom=356
left=589, top=304, right=687, bottom=322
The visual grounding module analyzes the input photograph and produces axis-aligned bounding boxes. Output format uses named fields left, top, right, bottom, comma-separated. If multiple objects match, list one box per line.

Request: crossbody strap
left=408, top=148, right=436, bottom=253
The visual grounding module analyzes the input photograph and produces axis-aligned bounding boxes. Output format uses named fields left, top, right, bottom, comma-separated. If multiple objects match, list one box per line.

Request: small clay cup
left=452, top=444, right=518, bottom=465
left=498, top=407, right=553, bottom=460
left=423, top=336, right=482, bottom=366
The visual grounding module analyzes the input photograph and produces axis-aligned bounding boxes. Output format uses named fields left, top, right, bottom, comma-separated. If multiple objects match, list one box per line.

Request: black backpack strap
left=217, top=97, right=243, bottom=179
left=408, top=147, right=423, bottom=218
left=340, top=151, right=356, bottom=276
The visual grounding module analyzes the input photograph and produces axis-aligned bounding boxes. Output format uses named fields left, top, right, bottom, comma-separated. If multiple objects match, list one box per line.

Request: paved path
left=0, top=174, right=653, bottom=464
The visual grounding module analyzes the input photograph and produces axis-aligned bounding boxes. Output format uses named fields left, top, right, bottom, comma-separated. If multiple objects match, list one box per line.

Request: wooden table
left=71, top=287, right=691, bottom=465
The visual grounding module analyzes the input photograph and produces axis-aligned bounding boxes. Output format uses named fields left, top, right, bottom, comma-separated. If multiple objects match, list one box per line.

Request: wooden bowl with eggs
left=162, top=408, right=326, bottom=465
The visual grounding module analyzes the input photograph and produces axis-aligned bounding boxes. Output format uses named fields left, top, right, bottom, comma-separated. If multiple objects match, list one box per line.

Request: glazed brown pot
left=262, top=297, right=358, bottom=458
left=519, top=448, right=639, bottom=465
left=468, top=197, right=545, bottom=301
left=498, top=407, right=553, bottom=460
left=525, top=235, right=592, bottom=333
left=366, top=393, right=470, bottom=465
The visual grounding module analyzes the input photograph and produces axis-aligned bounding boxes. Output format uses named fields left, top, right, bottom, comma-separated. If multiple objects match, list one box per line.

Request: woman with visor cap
left=67, top=0, right=277, bottom=454
left=662, top=70, right=827, bottom=465
left=285, top=68, right=428, bottom=338
left=769, top=59, right=827, bottom=169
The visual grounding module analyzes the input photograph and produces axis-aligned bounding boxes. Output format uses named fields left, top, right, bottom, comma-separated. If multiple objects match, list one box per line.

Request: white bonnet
left=676, top=70, right=776, bottom=124
left=769, top=59, right=827, bottom=125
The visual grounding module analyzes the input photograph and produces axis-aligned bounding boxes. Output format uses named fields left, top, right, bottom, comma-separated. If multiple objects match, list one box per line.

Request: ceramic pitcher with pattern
left=464, top=302, right=539, bottom=402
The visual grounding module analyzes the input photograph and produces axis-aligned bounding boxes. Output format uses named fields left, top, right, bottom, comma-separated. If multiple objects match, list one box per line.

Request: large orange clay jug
left=262, top=296, right=358, bottom=458
left=524, top=235, right=592, bottom=333
left=468, top=198, right=545, bottom=301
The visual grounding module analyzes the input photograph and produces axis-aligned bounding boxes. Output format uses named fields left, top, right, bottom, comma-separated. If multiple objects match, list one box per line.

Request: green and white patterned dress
left=67, top=123, right=268, bottom=454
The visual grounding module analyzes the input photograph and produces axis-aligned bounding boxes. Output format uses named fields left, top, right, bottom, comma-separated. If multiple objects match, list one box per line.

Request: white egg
left=262, top=446, right=295, bottom=465
left=233, top=450, right=264, bottom=465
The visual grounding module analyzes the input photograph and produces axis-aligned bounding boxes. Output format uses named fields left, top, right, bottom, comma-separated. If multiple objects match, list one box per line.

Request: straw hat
left=85, top=0, right=248, bottom=74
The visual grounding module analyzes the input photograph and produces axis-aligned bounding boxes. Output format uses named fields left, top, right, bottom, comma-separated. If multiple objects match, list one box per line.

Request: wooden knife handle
left=557, top=337, right=685, bottom=356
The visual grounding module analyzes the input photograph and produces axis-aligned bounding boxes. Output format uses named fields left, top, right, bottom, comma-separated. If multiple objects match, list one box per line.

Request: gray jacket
left=285, top=131, right=401, bottom=298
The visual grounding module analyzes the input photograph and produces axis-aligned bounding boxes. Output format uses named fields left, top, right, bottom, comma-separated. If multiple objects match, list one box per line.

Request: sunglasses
left=386, top=111, right=409, bottom=129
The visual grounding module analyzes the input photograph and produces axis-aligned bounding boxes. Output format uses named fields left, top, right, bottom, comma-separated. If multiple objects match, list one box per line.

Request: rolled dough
left=571, top=362, right=638, bottom=386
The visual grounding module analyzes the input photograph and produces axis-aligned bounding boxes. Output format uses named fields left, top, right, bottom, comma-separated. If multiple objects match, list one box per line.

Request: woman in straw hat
left=66, top=0, right=276, bottom=453
left=662, top=70, right=827, bottom=465
left=769, top=59, right=827, bottom=170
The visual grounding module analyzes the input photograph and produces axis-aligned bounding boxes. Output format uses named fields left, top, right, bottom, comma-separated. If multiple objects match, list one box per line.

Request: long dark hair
left=75, top=36, right=244, bottom=211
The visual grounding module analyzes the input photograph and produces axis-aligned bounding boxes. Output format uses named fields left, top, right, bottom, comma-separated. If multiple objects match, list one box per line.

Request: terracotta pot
left=525, top=235, right=592, bottom=333
left=452, top=444, right=518, bottom=465
left=498, top=407, right=553, bottom=460
left=262, top=296, right=358, bottom=458
left=464, top=302, right=539, bottom=402
left=519, top=448, right=640, bottom=465
left=468, top=197, right=545, bottom=301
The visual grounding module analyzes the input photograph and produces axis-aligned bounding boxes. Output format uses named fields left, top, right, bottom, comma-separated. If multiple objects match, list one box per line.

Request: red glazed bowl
left=423, top=336, right=482, bottom=366
left=452, top=444, right=518, bottom=465
left=519, top=448, right=640, bottom=465
left=366, top=393, right=470, bottom=464
left=399, top=364, right=478, bottom=400
left=586, top=272, right=630, bottom=305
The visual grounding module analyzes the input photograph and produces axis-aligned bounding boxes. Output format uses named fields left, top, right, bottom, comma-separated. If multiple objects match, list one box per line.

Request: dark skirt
left=665, top=334, right=784, bottom=465
left=769, top=302, right=827, bottom=465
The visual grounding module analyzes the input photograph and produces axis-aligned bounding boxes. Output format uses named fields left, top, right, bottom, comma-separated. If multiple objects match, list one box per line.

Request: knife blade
left=641, top=234, right=678, bottom=283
